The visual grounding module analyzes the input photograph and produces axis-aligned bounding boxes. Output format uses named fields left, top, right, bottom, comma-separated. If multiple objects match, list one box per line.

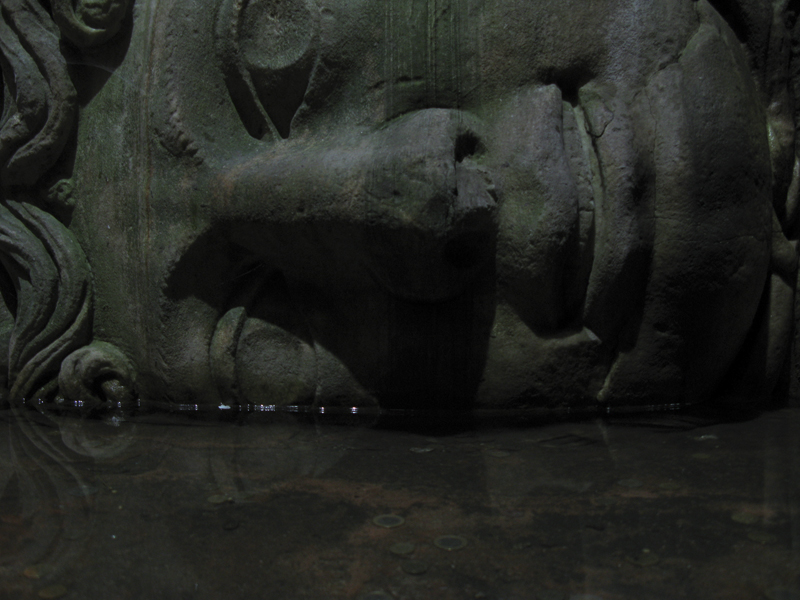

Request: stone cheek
left=0, top=0, right=797, bottom=414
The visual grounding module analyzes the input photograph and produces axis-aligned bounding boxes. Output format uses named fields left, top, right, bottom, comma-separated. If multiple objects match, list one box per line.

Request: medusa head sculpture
left=1, top=0, right=799, bottom=416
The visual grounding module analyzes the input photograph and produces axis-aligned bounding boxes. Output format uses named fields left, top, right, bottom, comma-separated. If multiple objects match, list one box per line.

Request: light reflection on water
left=0, top=403, right=798, bottom=600
left=23, top=396, right=691, bottom=421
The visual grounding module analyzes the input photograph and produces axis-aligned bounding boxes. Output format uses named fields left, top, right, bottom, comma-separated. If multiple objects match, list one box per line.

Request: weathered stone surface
left=1, top=0, right=799, bottom=414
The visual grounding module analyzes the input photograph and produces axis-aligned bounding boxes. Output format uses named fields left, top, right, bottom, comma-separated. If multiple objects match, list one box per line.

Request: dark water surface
left=0, top=405, right=798, bottom=600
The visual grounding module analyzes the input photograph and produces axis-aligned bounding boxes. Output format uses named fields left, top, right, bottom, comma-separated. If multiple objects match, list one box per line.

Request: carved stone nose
left=446, top=160, right=497, bottom=270
left=362, top=109, right=497, bottom=301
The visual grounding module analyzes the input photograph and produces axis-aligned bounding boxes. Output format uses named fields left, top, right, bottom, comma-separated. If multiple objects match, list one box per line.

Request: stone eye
left=217, top=0, right=318, bottom=140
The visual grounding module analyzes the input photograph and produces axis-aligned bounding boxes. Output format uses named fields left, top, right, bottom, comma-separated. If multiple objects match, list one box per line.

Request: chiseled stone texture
left=0, top=0, right=799, bottom=414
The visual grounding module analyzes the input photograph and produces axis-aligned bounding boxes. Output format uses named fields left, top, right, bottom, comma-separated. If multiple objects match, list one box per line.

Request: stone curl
left=0, top=0, right=130, bottom=408
left=52, top=0, right=131, bottom=48
left=0, top=0, right=76, bottom=187
left=0, top=0, right=131, bottom=188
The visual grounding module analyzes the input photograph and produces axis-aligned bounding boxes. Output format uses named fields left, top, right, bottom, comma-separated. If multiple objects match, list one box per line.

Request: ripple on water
left=402, top=559, right=429, bottom=575
left=22, top=565, right=45, bottom=579
left=434, top=535, right=467, bottom=550
left=373, top=514, right=404, bottom=528
left=389, top=542, right=415, bottom=556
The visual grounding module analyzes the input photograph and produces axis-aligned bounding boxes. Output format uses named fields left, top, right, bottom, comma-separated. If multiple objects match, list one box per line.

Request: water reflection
left=0, top=404, right=798, bottom=599
left=0, top=408, right=92, bottom=589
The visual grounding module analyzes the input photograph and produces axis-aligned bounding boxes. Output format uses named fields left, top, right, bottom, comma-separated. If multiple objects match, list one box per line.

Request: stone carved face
left=1, top=0, right=798, bottom=414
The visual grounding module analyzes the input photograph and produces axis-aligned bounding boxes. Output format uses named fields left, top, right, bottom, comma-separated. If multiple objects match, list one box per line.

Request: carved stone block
left=1, top=0, right=798, bottom=416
